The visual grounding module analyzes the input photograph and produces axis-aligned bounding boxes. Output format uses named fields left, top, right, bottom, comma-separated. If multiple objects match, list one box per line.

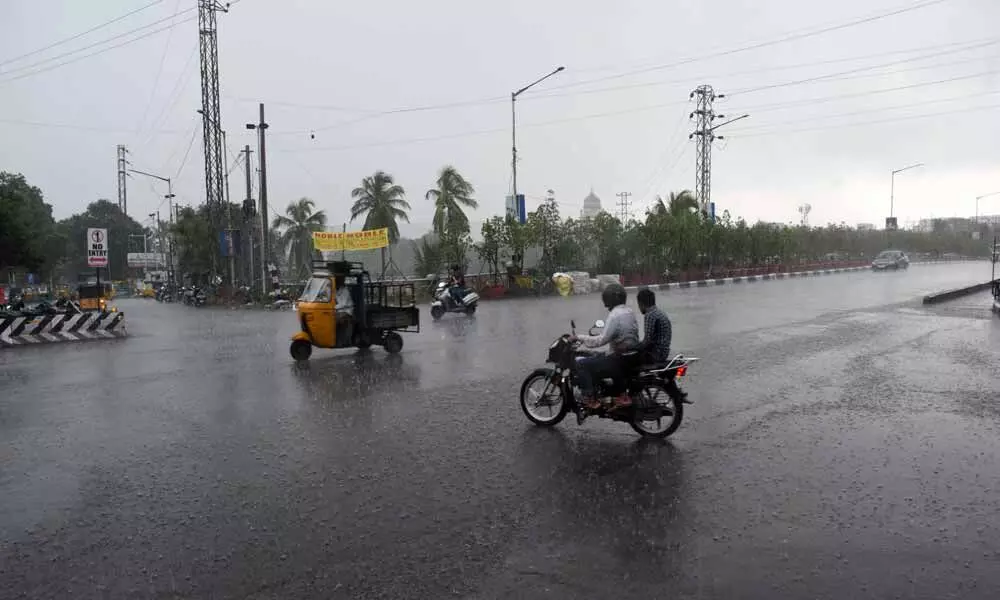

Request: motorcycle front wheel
left=629, top=382, right=683, bottom=438
left=520, top=369, right=568, bottom=427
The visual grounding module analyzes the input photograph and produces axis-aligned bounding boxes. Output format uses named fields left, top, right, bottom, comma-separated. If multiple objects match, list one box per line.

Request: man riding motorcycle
left=569, top=283, right=639, bottom=411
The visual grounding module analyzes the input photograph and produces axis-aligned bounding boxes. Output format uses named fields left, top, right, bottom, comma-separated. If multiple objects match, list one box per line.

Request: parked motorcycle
left=430, top=280, right=479, bottom=320
left=181, top=286, right=206, bottom=307
left=519, top=319, right=697, bottom=438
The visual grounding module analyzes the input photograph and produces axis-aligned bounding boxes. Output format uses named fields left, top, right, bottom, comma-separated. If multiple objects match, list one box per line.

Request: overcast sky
left=2, top=0, right=999, bottom=236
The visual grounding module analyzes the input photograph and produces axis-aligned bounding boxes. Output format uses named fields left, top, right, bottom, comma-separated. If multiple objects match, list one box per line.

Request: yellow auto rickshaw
left=290, top=261, right=419, bottom=361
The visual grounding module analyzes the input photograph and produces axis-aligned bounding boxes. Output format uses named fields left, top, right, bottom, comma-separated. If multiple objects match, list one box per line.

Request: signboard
left=87, top=228, right=109, bottom=267
left=312, top=228, right=389, bottom=252
left=219, top=230, right=241, bottom=257
left=885, top=217, right=898, bottom=231
left=505, top=194, right=527, bottom=225
left=127, top=252, right=166, bottom=268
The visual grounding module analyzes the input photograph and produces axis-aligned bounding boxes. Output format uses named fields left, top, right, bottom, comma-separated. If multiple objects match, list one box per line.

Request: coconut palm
left=272, top=197, right=327, bottom=279
left=652, top=190, right=699, bottom=218
left=350, top=171, right=411, bottom=274
left=425, top=166, right=477, bottom=237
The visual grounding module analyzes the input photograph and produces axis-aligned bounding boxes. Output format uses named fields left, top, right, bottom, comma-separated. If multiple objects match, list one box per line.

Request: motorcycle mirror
left=570, top=319, right=576, bottom=329
left=593, top=319, right=606, bottom=328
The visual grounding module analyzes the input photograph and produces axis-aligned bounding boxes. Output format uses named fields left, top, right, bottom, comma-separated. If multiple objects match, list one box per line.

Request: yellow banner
left=313, top=228, right=389, bottom=251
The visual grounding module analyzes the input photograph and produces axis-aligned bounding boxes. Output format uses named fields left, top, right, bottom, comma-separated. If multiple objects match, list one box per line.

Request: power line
left=136, top=0, right=184, bottom=136
left=0, top=117, right=186, bottom=134
left=728, top=39, right=1000, bottom=96
left=530, top=36, right=1000, bottom=101
left=731, top=69, right=1000, bottom=113
left=728, top=88, right=1000, bottom=133
left=0, top=0, right=165, bottom=67
left=0, top=6, right=196, bottom=77
left=727, top=101, right=1000, bottom=138
left=276, top=99, right=692, bottom=153
left=173, top=124, right=199, bottom=180
left=0, top=14, right=198, bottom=85
left=140, top=42, right=199, bottom=150
left=542, top=0, right=951, bottom=92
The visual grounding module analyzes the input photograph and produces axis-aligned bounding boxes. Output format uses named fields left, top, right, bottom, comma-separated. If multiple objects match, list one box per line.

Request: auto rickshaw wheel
left=290, top=339, right=312, bottom=361
left=384, top=332, right=403, bottom=354
left=431, top=305, right=444, bottom=320
left=354, top=329, right=372, bottom=349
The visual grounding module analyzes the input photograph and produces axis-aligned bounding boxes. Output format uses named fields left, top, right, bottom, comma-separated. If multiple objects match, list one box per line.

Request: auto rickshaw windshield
left=299, top=277, right=331, bottom=302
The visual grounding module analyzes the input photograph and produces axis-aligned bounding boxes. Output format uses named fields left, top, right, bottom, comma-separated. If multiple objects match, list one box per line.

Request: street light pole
left=890, top=162, right=924, bottom=220
left=975, top=192, right=1000, bottom=224
left=128, top=168, right=175, bottom=292
left=511, top=66, right=564, bottom=215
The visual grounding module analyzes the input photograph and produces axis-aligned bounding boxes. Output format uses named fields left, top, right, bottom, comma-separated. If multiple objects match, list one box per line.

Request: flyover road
left=2, top=262, right=999, bottom=599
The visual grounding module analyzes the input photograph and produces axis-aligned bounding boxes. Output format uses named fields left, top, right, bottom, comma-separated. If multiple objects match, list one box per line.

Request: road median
left=922, top=280, right=998, bottom=305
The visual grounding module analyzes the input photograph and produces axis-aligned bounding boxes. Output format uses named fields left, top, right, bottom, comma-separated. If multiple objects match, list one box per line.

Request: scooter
left=430, top=280, right=479, bottom=320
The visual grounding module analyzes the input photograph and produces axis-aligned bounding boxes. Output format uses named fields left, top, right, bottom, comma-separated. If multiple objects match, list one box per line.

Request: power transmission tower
left=116, top=144, right=128, bottom=215
left=198, top=0, right=228, bottom=252
left=616, top=191, right=632, bottom=223
left=689, top=85, right=723, bottom=215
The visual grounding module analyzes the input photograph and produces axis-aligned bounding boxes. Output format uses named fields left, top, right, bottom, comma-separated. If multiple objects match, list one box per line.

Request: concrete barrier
left=921, top=280, right=997, bottom=305
left=0, top=311, right=127, bottom=347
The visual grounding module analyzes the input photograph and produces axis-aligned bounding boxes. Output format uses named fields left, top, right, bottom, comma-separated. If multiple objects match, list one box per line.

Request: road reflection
left=515, top=427, right=689, bottom=575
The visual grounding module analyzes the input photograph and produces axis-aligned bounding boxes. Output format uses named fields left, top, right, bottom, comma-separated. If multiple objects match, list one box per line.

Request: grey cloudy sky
left=2, top=0, right=999, bottom=236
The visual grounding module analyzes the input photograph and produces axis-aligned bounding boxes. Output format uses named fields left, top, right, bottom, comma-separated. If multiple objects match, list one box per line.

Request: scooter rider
left=569, top=283, right=639, bottom=411
left=448, top=264, right=468, bottom=306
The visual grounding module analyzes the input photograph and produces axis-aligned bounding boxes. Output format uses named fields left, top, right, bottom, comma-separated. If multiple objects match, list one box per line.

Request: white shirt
left=578, top=304, right=640, bottom=354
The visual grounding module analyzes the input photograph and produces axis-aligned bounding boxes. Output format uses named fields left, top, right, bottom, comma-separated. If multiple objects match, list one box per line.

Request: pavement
left=2, top=262, right=1000, bottom=599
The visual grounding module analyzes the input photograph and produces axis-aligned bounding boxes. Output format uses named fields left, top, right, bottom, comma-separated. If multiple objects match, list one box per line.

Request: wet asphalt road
left=2, top=263, right=1000, bottom=599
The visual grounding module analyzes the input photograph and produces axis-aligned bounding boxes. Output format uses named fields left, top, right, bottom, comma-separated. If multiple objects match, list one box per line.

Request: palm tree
left=652, top=190, right=698, bottom=218
left=272, top=197, right=327, bottom=279
left=350, top=171, right=411, bottom=275
left=425, top=166, right=477, bottom=237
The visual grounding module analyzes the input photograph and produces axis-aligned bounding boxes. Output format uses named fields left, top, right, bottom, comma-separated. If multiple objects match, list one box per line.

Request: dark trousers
left=576, top=354, right=623, bottom=398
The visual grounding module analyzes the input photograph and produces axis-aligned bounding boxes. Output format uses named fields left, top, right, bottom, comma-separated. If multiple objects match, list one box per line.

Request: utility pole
left=689, top=85, right=747, bottom=220
left=246, top=104, right=269, bottom=290
left=241, top=144, right=256, bottom=295
left=616, top=191, right=632, bottom=223
left=198, top=0, right=228, bottom=274
left=690, top=85, right=721, bottom=215
left=511, top=66, right=564, bottom=216
left=116, top=145, right=129, bottom=215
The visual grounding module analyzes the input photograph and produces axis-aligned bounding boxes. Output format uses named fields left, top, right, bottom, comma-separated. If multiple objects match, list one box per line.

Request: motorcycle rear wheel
left=520, top=369, right=568, bottom=427
left=629, top=382, right=683, bottom=438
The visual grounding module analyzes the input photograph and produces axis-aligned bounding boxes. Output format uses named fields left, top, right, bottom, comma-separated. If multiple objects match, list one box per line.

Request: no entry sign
left=87, top=228, right=109, bottom=267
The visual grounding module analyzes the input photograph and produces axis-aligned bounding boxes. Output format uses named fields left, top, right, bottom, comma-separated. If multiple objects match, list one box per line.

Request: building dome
left=581, top=188, right=602, bottom=218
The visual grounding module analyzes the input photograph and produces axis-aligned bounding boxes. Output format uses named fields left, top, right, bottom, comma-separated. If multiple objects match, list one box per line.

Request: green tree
left=0, top=172, right=58, bottom=276
left=273, top=197, right=327, bottom=280
left=172, top=205, right=215, bottom=276
left=425, top=166, right=477, bottom=237
left=499, top=216, right=533, bottom=273
left=351, top=171, right=411, bottom=275
left=57, top=198, right=144, bottom=281
left=527, top=196, right=562, bottom=273
left=412, top=236, right=443, bottom=277
left=476, top=216, right=506, bottom=278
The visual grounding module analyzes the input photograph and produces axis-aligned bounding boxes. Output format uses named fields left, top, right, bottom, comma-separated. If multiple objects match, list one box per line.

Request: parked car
left=872, top=250, right=909, bottom=271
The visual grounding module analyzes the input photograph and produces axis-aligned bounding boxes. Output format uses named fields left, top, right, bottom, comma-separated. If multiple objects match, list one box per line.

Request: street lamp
left=128, top=169, right=175, bottom=289
left=975, top=191, right=1000, bottom=224
left=511, top=66, right=564, bottom=216
left=890, top=162, right=924, bottom=220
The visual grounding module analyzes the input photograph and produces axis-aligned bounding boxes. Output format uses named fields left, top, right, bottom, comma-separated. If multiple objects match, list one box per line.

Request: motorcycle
left=182, top=286, right=207, bottom=307
left=519, top=319, right=697, bottom=438
left=430, top=280, right=479, bottom=320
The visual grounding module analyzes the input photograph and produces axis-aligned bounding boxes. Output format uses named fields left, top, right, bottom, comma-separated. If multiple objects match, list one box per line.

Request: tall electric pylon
left=116, top=144, right=128, bottom=215
left=198, top=0, right=228, bottom=235
left=616, top=191, right=632, bottom=223
left=689, top=85, right=724, bottom=215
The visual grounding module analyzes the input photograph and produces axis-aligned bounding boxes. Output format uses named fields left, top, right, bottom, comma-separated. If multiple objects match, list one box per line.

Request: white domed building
left=580, top=188, right=602, bottom=219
